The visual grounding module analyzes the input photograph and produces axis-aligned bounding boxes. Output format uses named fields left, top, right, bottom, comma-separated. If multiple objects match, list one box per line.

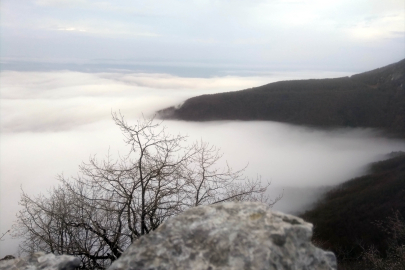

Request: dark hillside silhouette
left=158, top=59, right=405, bottom=137
left=301, top=152, right=405, bottom=265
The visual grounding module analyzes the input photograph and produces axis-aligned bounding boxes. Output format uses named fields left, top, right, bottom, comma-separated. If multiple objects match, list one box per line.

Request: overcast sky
left=1, top=0, right=404, bottom=75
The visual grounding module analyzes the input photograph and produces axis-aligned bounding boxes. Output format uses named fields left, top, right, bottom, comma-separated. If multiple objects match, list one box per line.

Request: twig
left=0, top=230, right=10, bottom=241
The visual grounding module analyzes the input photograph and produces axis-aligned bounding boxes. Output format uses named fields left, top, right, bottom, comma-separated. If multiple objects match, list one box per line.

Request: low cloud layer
left=1, top=70, right=405, bottom=256
left=0, top=70, right=351, bottom=132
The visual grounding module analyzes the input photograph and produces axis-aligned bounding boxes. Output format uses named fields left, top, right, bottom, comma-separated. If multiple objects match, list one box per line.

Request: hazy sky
left=1, top=0, right=404, bottom=74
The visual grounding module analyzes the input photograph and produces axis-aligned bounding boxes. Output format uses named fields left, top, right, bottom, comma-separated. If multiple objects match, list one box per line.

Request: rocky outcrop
left=0, top=252, right=80, bottom=270
left=2, top=202, right=337, bottom=270
left=109, top=202, right=337, bottom=270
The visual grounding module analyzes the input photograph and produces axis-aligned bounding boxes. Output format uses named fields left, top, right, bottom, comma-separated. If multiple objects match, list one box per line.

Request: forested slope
left=159, top=59, right=405, bottom=137
left=301, top=152, right=405, bottom=267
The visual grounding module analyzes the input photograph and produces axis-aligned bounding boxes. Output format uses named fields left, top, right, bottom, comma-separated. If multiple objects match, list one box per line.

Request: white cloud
left=346, top=13, right=405, bottom=41
left=57, top=27, right=86, bottom=32
left=35, top=0, right=89, bottom=8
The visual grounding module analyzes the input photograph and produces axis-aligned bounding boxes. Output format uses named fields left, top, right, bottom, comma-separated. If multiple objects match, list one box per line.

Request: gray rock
left=108, top=201, right=337, bottom=270
left=0, top=256, right=15, bottom=261
left=0, top=252, right=80, bottom=270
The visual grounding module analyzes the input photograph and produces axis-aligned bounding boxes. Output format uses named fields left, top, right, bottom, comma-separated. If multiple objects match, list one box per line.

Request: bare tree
left=14, top=113, right=278, bottom=269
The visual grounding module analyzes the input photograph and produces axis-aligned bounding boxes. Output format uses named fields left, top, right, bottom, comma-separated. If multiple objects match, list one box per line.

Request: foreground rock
left=109, top=202, right=337, bottom=270
left=0, top=252, right=80, bottom=270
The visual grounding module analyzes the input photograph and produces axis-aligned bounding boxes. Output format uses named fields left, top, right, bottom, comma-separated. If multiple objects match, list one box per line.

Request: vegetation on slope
left=300, top=152, right=405, bottom=268
left=159, top=59, right=405, bottom=137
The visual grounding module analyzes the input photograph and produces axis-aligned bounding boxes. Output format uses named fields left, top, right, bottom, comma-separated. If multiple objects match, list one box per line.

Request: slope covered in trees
left=300, top=152, right=405, bottom=268
left=159, top=59, right=405, bottom=137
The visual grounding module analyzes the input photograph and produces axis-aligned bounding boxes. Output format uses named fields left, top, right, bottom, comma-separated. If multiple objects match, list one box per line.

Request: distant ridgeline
left=158, top=59, right=405, bottom=137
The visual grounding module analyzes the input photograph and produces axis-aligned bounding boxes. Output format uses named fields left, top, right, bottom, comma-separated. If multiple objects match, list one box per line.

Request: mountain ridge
left=158, top=59, right=405, bottom=137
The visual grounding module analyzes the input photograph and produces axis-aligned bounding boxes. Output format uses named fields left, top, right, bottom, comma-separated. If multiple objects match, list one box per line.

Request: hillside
left=300, top=152, right=405, bottom=266
left=158, top=59, right=405, bottom=137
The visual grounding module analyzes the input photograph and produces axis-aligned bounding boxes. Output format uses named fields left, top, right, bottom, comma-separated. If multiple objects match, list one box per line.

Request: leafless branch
left=14, top=114, right=278, bottom=269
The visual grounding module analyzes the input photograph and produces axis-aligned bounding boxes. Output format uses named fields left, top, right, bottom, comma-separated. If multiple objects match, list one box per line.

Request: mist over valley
left=1, top=68, right=405, bottom=257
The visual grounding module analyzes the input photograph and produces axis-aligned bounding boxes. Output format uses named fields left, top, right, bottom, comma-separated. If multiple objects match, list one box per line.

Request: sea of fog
left=1, top=70, right=405, bottom=257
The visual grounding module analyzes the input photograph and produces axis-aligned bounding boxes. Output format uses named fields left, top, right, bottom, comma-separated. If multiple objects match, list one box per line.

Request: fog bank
left=1, top=70, right=405, bottom=256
